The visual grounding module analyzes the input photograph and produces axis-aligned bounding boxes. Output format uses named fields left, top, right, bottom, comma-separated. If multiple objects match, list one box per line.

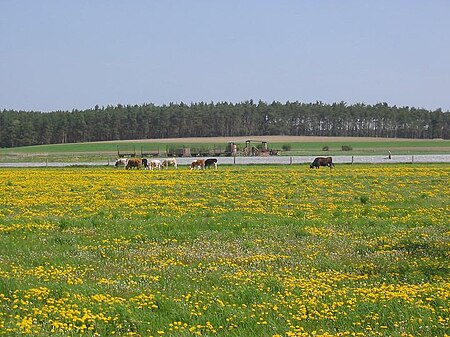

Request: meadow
left=0, top=164, right=449, bottom=336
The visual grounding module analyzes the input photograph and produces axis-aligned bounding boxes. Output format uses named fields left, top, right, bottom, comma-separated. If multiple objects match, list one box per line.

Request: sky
left=1, top=0, right=449, bottom=112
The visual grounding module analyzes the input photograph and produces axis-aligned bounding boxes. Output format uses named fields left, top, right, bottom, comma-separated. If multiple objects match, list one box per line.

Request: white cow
left=162, top=158, right=178, bottom=169
left=149, top=159, right=162, bottom=170
left=114, top=158, right=127, bottom=168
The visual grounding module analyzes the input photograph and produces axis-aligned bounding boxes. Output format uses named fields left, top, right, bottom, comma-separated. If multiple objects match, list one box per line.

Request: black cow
left=310, top=157, right=334, bottom=169
left=205, top=158, right=218, bottom=169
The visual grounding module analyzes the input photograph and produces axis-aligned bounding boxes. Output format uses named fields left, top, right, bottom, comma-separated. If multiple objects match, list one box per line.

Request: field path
left=95, top=135, right=437, bottom=144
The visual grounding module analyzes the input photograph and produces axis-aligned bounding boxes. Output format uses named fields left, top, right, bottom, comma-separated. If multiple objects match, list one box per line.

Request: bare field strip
left=95, top=135, right=447, bottom=144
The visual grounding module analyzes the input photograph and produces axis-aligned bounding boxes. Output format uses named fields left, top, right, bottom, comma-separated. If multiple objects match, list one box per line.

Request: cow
left=114, top=158, right=127, bottom=168
left=162, top=158, right=178, bottom=169
left=190, top=159, right=205, bottom=170
left=125, top=158, right=142, bottom=170
left=142, top=158, right=149, bottom=169
left=205, top=158, right=218, bottom=169
left=149, top=159, right=162, bottom=170
left=310, top=156, right=334, bottom=169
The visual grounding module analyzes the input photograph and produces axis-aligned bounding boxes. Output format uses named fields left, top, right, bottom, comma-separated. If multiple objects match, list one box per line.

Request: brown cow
left=125, top=158, right=142, bottom=170
left=190, top=159, right=205, bottom=170
left=310, top=157, right=334, bottom=169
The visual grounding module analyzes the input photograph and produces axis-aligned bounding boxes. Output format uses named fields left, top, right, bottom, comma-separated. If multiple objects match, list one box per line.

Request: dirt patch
left=96, top=136, right=429, bottom=144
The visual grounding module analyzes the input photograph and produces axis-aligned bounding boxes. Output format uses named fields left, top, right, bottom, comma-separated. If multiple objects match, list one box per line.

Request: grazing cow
left=205, top=158, right=218, bottom=169
left=310, top=156, right=334, bottom=169
left=125, top=158, right=142, bottom=170
left=190, top=159, right=205, bottom=170
left=114, top=158, right=127, bottom=168
left=149, top=159, right=162, bottom=170
left=162, top=158, right=178, bottom=169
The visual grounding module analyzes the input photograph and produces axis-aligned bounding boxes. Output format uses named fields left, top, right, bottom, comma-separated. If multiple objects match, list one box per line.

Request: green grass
left=0, top=164, right=449, bottom=336
left=274, top=139, right=450, bottom=155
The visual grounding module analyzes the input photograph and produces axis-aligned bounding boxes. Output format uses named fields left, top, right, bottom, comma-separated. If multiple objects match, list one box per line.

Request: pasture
left=0, top=164, right=449, bottom=336
left=1, top=136, right=450, bottom=163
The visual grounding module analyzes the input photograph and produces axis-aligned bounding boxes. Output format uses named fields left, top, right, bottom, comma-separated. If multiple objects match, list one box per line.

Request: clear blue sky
left=1, top=1, right=449, bottom=112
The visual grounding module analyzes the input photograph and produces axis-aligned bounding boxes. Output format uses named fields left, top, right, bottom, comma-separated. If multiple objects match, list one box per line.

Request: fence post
left=351, top=156, right=354, bottom=164
left=290, top=156, right=293, bottom=165
left=233, top=155, right=236, bottom=165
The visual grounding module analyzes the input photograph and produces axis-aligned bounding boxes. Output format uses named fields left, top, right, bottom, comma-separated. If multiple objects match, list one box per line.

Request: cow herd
left=115, top=156, right=334, bottom=170
left=114, top=157, right=218, bottom=170
left=190, top=158, right=218, bottom=170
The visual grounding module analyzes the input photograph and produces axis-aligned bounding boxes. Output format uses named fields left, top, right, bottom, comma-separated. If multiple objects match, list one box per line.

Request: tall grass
left=0, top=164, right=449, bottom=336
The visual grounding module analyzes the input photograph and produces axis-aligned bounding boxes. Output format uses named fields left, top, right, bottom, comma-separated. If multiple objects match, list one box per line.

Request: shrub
left=342, top=145, right=353, bottom=151
left=282, top=144, right=291, bottom=151
left=322, top=146, right=329, bottom=151
left=359, top=195, right=369, bottom=204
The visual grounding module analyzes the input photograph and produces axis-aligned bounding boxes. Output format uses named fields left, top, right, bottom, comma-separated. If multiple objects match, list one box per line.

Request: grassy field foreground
left=0, top=164, right=449, bottom=336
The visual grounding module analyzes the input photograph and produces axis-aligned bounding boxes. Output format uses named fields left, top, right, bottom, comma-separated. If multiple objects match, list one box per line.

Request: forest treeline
left=1, top=100, right=449, bottom=148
